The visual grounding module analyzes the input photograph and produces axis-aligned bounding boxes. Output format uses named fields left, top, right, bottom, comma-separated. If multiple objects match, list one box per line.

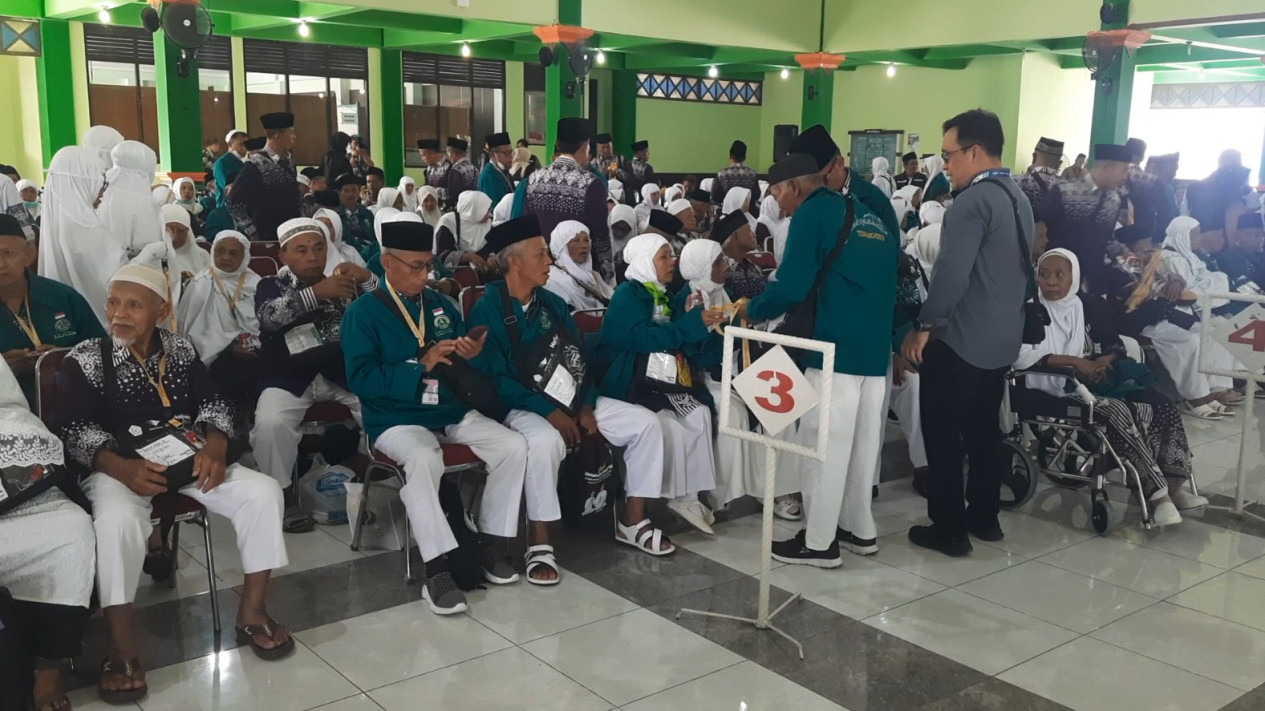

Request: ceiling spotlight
left=780, top=67, right=790, bottom=79
left=886, top=63, right=896, bottom=78
left=461, top=42, right=471, bottom=58
left=708, top=65, right=719, bottom=78
left=297, top=20, right=310, bottom=37
left=97, top=5, right=111, bottom=23
left=596, top=50, right=606, bottom=65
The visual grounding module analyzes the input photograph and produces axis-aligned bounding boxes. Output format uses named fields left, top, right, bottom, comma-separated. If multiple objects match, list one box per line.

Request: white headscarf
left=177, top=230, right=262, bottom=365
left=640, top=183, right=661, bottom=206
left=99, top=140, right=163, bottom=256
left=398, top=176, right=418, bottom=212
left=316, top=205, right=368, bottom=275
left=700, top=178, right=714, bottom=192
left=758, top=180, right=769, bottom=198
left=871, top=156, right=895, bottom=198
left=919, top=200, right=946, bottom=226
left=550, top=221, right=598, bottom=286
left=172, top=177, right=203, bottom=217
left=623, top=233, right=670, bottom=287
left=81, top=125, right=125, bottom=170
left=437, top=190, right=493, bottom=253
left=609, top=204, right=637, bottom=258
left=151, top=185, right=173, bottom=207
left=158, top=202, right=211, bottom=276
left=38, top=146, right=124, bottom=327
left=921, top=155, right=945, bottom=199
left=663, top=186, right=683, bottom=205
left=371, top=207, right=398, bottom=247
left=1162, top=215, right=1228, bottom=308
left=757, top=194, right=784, bottom=237
left=722, top=187, right=752, bottom=217
left=608, top=178, right=624, bottom=203
left=13, top=179, right=38, bottom=219
left=373, top=187, right=400, bottom=214
left=546, top=220, right=613, bottom=309
left=417, top=185, right=443, bottom=227
left=492, top=193, right=515, bottom=227
left=667, top=199, right=692, bottom=219
left=908, top=222, right=942, bottom=284
left=679, top=239, right=729, bottom=309
left=1016, top=249, right=1085, bottom=396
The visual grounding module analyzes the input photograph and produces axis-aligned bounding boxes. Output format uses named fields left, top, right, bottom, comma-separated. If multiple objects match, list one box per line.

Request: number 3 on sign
left=755, top=371, right=796, bottom=413
left=1228, top=320, right=1265, bottom=352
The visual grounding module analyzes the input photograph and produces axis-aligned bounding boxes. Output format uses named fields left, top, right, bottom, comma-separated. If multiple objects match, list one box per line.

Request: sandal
left=773, top=497, right=803, bottom=521
left=98, top=657, right=147, bottom=704
left=525, top=545, right=561, bottom=587
left=282, top=505, right=315, bottom=534
left=616, top=518, right=675, bottom=556
left=33, top=659, right=70, bottom=711
left=234, top=617, right=295, bottom=661
left=1213, top=401, right=1236, bottom=418
left=1182, top=401, right=1223, bottom=421
left=142, top=544, right=173, bottom=582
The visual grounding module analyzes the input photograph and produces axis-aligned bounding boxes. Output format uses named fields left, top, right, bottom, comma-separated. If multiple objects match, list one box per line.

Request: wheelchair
left=998, top=364, right=1157, bottom=536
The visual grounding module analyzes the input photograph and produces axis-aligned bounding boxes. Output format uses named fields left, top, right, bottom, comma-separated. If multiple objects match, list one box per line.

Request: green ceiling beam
left=2, top=0, right=42, bottom=18
left=1210, top=22, right=1265, bottom=39
left=920, top=44, right=1021, bottom=60
left=1138, top=58, right=1265, bottom=71
left=1134, top=43, right=1257, bottom=64
left=317, top=9, right=462, bottom=33
left=231, top=20, right=381, bottom=46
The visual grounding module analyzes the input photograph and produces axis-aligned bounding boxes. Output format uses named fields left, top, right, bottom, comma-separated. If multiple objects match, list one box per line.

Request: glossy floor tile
left=873, top=532, right=1029, bottom=588
left=1115, top=519, right=1265, bottom=569
left=770, top=554, right=946, bottom=620
left=1169, top=571, right=1265, bottom=633
left=309, top=695, right=384, bottom=711
left=465, top=570, right=640, bottom=644
left=979, top=510, right=1097, bottom=559
left=186, top=525, right=365, bottom=587
left=672, top=513, right=795, bottom=575
left=622, top=660, right=846, bottom=711
left=1038, top=535, right=1224, bottom=597
left=999, top=637, right=1242, bottom=711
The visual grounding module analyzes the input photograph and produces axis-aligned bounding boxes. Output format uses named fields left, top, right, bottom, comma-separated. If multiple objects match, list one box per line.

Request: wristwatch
left=912, top=319, right=933, bottom=333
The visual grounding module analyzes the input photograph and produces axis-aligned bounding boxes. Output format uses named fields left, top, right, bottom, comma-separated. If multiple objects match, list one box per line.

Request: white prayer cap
left=224, top=128, right=247, bottom=144
left=213, top=230, right=250, bottom=250
left=277, top=217, right=324, bottom=244
left=667, top=198, right=692, bottom=216
left=296, top=173, right=311, bottom=187
left=160, top=203, right=191, bottom=229
left=15, top=179, right=36, bottom=192
left=110, top=263, right=169, bottom=302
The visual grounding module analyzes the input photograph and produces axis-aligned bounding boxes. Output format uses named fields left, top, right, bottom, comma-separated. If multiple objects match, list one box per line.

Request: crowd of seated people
left=5, top=111, right=1265, bottom=710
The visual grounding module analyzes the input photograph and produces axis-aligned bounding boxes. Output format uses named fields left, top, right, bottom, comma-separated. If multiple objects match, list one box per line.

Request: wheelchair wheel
left=1035, top=428, right=1092, bottom=490
left=999, top=439, right=1038, bottom=510
left=1091, top=492, right=1114, bottom=536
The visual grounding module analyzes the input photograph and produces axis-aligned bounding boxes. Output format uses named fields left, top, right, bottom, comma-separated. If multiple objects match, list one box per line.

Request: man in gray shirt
left=901, top=109, right=1034, bottom=557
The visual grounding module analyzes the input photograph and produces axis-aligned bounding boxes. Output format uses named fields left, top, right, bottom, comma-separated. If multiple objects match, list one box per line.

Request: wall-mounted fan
left=1082, top=36, right=1120, bottom=94
left=140, top=0, right=215, bottom=78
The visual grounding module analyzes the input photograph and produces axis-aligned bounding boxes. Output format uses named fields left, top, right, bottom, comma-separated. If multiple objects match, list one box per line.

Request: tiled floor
left=56, top=403, right=1265, bottom=711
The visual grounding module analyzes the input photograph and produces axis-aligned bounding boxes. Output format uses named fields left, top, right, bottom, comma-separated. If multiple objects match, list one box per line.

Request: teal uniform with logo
left=595, top=280, right=709, bottom=400
left=668, top=287, right=724, bottom=371
left=477, top=162, right=514, bottom=207
left=341, top=286, right=469, bottom=442
left=0, top=273, right=106, bottom=406
left=466, top=280, right=597, bottom=417
left=746, top=188, right=897, bottom=376
left=213, top=153, right=243, bottom=208
left=849, top=173, right=901, bottom=240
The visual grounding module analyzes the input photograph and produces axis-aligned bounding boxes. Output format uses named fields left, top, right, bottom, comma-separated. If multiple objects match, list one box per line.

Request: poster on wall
left=337, top=105, right=360, bottom=137
left=908, top=134, right=920, bottom=154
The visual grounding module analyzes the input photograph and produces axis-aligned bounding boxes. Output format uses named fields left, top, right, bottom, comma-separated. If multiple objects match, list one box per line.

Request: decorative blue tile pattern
left=636, top=72, right=763, bottom=105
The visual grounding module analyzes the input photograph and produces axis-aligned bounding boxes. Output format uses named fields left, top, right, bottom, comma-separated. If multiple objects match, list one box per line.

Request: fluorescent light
left=708, top=65, right=719, bottom=78
left=596, top=50, right=606, bottom=65
left=886, top=63, right=896, bottom=78
left=297, top=20, right=310, bottom=37
left=461, top=42, right=471, bottom=58
left=780, top=67, right=790, bottom=79
left=97, top=5, right=111, bottom=23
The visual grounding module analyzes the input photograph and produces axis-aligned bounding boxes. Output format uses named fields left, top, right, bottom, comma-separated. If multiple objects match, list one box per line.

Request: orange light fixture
left=794, top=52, right=846, bottom=71
left=1087, top=29, right=1152, bottom=51
left=533, top=24, right=594, bottom=46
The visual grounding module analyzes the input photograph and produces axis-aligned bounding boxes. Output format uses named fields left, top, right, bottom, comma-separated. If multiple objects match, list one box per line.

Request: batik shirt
left=228, top=147, right=299, bottom=241
left=444, top=158, right=479, bottom=209
left=57, top=329, right=234, bottom=471
left=589, top=154, right=633, bottom=189
left=1038, top=176, right=1123, bottom=294
left=1015, top=166, right=1062, bottom=212
left=525, top=156, right=613, bottom=282
left=426, top=159, right=451, bottom=203
left=630, top=158, right=656, bottom=192
left=712, top=164, right=759, bottom=208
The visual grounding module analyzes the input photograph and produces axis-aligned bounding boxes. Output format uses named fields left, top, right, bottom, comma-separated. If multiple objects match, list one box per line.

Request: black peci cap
left=260, top=112, right=294, bottom=130
left=481, top=214, right=543, bottom=257
left=789, top=125, right=839, bottom=171
left=381, top=220, right=434, bottom=252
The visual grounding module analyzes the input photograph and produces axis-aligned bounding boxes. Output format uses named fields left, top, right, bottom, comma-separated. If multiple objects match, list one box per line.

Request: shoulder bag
left=979, top=178, right=1051, bottom=345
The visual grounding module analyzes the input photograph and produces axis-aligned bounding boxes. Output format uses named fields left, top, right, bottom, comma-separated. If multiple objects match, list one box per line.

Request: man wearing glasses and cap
left=477, top=132, right=516, bottom=206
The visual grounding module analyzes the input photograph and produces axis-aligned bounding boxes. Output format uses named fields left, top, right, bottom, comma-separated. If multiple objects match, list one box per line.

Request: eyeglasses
left=941, top=144, right=977, bottom=162
left=385, top=251, right=433, bottom=275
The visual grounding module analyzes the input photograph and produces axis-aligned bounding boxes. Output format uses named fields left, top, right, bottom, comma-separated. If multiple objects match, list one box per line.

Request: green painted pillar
left=153, top=38, right=203, bottom=173
left=1088, top=0, right=1134, bottom=150
left=801, top=69, right=834, bottom=129
left=36, top=20, right=78, bottom=167
left=611, top=69, right=637, bottom=159
left=545, top=0, right=584, bottom=157
left=380, top=49, right=405, bottom=181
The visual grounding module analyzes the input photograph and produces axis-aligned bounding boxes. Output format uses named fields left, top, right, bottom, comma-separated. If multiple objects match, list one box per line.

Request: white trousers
left=705, top=376, right=801, bottom=505
left=656, top=405, right=717, bottom=500
left=82, top=464, right=288, bottom=608
left=375, top=411, right=526, bottom=563
left=796, top=369, right=887, bottom=550
left=252, top=374, right=363, bottom=488
left=505, top=396, right=666, bottom=522
left=881, top=367, right=928, bottom=470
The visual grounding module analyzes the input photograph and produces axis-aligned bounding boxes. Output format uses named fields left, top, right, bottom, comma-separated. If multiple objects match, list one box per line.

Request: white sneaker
left=1151, top=500, right=1183, bottom=527
left=668, top=500, right=715, bottom=535
left=1171, top=488, right=1209, bottom=511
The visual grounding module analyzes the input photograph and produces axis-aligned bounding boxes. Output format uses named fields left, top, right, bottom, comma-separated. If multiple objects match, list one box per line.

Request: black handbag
left=0, top=463, right=71, bottom=516
left=497, top=287, right=590, bottom=416
left=558, top=432, right=621, bottom=529
left=371, top=290, right=503, bottom=420
left=980, top=178, right=1051, bottom=345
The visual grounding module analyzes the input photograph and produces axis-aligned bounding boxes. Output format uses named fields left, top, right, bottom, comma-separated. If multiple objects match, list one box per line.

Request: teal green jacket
left=596, top=280, right=710, bottom=399
left=510, top=176, right=530, bottom=219
left=341, top=287, right=470, bottom=441
left=850, top=173, right=901, bottom=240
left=746, top=187, right=898, bottom=376
left=477, top=163, right=514, bottom=207
left=199, top=194, right=217, bottom=216
left=669, top=287, right=724, bottom=370
left=213, top=153, right=243, bottom=208
left=366, top=254, right=451, bottom=281
left=467, top=280, right=596, bottom=418
left=924, top=172, right=952, bottom=203
left=0, top=273, right=106, bottom=407
left=203, top=207, right=233, bottom=241
left=340, top=206, right=376, bottom=258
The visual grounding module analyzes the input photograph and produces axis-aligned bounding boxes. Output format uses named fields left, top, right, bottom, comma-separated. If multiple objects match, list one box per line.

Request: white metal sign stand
left=1197, top=292, right=1265, bottom=523
left=676, top=326, right=835, bottom=661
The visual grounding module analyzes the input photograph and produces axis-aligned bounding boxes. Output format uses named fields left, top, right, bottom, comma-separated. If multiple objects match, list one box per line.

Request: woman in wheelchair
left=1016, top=249, right=1207, bottom=526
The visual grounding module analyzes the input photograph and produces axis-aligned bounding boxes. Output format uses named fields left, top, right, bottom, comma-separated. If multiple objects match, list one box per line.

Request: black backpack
left=436, top=477, right=487, bottom=591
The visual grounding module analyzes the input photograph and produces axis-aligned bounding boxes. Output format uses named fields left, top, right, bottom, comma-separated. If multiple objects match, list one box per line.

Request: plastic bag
left=297, top=454, right=353, bottom=525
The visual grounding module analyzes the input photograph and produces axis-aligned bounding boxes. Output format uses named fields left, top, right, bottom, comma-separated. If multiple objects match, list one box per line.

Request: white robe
left=98, top=141, right=163, bottom=257
left=177, top=261, right=262, bottom=366
left=132, top=233, right=212, bottom=306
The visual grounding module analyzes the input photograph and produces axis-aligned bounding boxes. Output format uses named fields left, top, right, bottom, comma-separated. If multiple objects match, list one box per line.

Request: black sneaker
left=908, top=524, right=973, bottom=557
left=423, top=571, right=469, bottom=615
left=968, top=523, right=1005, bottom=542
left=836, top=527, right=879, bottom=556
left=911, top=467, right=931, bottom=498
left=771, top=529, right=842, bottom=568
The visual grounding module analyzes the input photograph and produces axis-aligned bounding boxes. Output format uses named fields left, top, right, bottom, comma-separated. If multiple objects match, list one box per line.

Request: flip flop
left=283, top=506, right=315, bottom=534
left=235, top=617, right=295, bottom=661
left=98, top=657, right=147, bottom=704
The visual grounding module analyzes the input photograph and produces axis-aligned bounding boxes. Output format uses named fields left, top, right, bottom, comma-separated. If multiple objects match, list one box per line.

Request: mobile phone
left=467, top=326, right=488, bottom=340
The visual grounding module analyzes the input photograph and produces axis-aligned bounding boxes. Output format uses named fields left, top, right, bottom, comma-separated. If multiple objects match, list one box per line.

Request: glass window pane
left=332, top=78, right=369, bottom=150
left=287, top=75, right=328, bottom=167
left=88, top=60, right=138, bottom=86
left=438, top=85, right=472, bottom=144
left=201, top=68, right=234, bottom=161
left=524, top=91, right=546, bottom=145
left=137, top=64, right=156, bottom=88
left=405, top=82, right=438, bottom=106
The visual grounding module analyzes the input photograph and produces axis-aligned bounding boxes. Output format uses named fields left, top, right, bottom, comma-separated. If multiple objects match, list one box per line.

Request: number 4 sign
left=731, top=345, right=820, bottom=436
left=1211, top=304, right=1265, bottom=373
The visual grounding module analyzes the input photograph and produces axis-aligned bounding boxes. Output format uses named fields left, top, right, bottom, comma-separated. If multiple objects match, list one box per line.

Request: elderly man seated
left=468, top=215, right=672, bottom=584
left=341, top=216, right=526, bottom=616
left=56, top=264, right=291, bottom=704
left=252, top=218, right=375, bottom=533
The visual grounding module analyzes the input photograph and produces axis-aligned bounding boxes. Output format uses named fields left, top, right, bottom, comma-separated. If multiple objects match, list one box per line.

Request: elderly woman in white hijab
left=314, top=207, right=370, bottom=278
left=132, top=204, right=212, bottom=308
left=0, top=357, right=95, bottom=711
left=416, top=185, right=443, bottom=227
left=597, top=233, right=725, bottom=536
left=38, top=146, right=126, bottom=328
left=397, top=176, right=419, bottom=212
left=172, top=177, right=204, bottom=223
left=1015, top=248, right=1200, bottom=523
left=871, top=156, right=896, bottom=198
left=634, top=183, right=661, bottom=232
left=98, top=141, right=163, bottom=259
left=544, top=220, right=613, bottom=311
left=436, top=190, right=494, bottom=271
left=722, top=186, right=752, bottom=217
left=15, top=179, right=40, bottom=222
left=177, top=230, right=262, bottom=378
left=372, top=186, right=402, bottom=215
left=491, top=193, right=514, bottom=227
left=81, top=125, right=125, bottom=170
left=756, top=194, right=784, bottom=241
left=921, top=154, right=952, bottom=203
left=608, top=178, right=625, bottom=204
left=608, top=204, right=637, bottom=260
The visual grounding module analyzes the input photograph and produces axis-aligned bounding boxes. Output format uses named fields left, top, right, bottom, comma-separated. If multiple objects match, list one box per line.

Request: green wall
left=635, top=97, right=764, bottom=174
left=832, top=56, right=1025, bottom=170
left=758, top=70, right=803, bottom=172
left=587, top=0, right=821, bottom=52
left=1015, top=53, right=1096, bottom=170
